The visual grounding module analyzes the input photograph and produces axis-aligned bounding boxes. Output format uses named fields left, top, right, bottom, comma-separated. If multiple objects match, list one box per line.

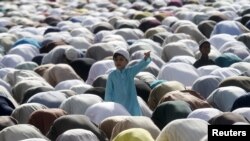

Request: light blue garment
left=12, top=38, right=41, bottom=49
left=211, top=21, right=248, bottom=36
left=105, top=58, right=151, bottom=116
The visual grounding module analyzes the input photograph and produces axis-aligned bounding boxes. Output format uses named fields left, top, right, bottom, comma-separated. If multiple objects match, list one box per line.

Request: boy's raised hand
left=144, top=51, right=151, bottom=60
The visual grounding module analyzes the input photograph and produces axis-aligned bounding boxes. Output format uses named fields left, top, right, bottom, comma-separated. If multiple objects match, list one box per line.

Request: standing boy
left=105, top=48, right=151, bottom=116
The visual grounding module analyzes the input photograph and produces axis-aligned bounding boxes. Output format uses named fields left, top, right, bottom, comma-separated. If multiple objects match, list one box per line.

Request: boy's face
left=114, top=55, right=128, bottom=70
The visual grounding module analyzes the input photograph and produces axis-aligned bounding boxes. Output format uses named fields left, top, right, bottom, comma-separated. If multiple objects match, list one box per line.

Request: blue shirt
left=105, top=58, right=151, bottom=116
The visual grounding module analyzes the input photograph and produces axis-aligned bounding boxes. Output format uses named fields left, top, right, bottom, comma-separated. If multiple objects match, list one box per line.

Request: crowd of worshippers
left=1, top=0, right=250, bottom=141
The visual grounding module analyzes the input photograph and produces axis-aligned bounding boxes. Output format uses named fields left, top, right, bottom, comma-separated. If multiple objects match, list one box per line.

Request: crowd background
left=0, top=0, right=250, bottom=140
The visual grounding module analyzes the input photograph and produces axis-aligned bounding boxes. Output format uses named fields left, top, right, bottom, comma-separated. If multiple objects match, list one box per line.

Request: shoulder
left=209, top=60, right=216, bottom=64
left=107, top=69, right=117, bottom=77
left=193, top=60, right=202, bottom=67
left=193, top=59, right=202, bottom=65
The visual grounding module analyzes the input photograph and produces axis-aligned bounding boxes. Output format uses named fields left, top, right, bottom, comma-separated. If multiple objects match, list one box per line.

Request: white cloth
left=170, top=20, right=196, bottom=33
left=7, top=44, right=39, bottom=61
left=41, top=45, right=70, bottom=64
left=168, top=55, right=196, bottom=65
left=219, top=40, right=248, bottom=53
left=232, top=107, right=250, bottom=121
left=210, top=67, right=242, bottom=80
left=27, top=91, right=68, bottom=108
left=64, top=47, right=84, bottom=61
left=187, top=108, right=223, bottom=122
left=84, top=102, right=131, bottom=125
left=70, top=27, right=94, bottom=41
left=0, top=54, right=25, bottom=68
left=0, top=85, right=18, bottom=107
left=157, top=62, right=200, bottom=87
left=56, top=129, right=100, bottom=141
left=130, top=39, right=163, bottom=57
left=0, top=68, right=15, bottom=79
left=93, top=30, right=113, bottom=43
left=135, top=72, right=156, bottom=86
left=55, top=79, right=85, bottom=91
left=178, top=39, right=199, bottom=53
left=200, top=135, right=208, bottom=141
left=0, top=124, right=48, bottom=141
left=209, top=34, right=237, bottom=50
left=162, top=16, right=179, bottom=27
left=0, top=78, right=11, bottom=93
left=192, top=75, right=222, bottom=99
left=59, top=94, right=103, bottom=115
left=12, top=79, right=53, bottom=104
left=11, top=103, right=47, bottom=124
left=86, top=60, right=115, bottom=85
left=211, top=20, right=249, bottom=36
left=230, top=62, right=250, bottom=73
left=70, top=84, right=93, bottom=94
left=19, top=138, right=48, bottom=141
left=197, top=65, right=221, bottom=76
left=174, top=23, right=206, bottom=42
left=114, top=28, right=143, bottom=41
left=207, top=86, right=247, bottom=112
left=114, top=48, right=130, bottom=61
left=163, top=33, right=191, bottom=46
left=156, top=118, right=208, bottom=141
left=102, top=35, right=127, bottom=44
left=161, top=42, right=194, bottom=62
left=219, top=41, right=249, bottom=59
left=68, top=36, right=92, bottom=50
left=137, top=96, right=152, bottom=118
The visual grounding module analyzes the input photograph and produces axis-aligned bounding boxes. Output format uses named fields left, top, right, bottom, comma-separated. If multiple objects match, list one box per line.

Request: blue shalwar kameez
left=105, top=58, right=151, bottom=116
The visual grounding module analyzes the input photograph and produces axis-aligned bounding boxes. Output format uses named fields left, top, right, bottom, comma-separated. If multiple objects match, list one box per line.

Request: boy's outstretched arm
left=127, top=50, right=151, bottom=77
